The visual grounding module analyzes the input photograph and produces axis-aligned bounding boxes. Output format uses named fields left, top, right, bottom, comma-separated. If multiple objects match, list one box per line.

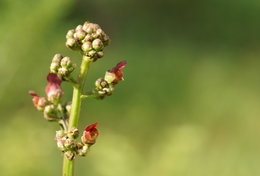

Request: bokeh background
left=1, top=0, right=260, bottom=175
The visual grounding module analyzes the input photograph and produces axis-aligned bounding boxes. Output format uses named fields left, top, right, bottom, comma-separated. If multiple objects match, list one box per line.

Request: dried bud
left=81, top=122, right=99, bottom=145
left=28, top=91, right=46, bottom=111
left=45, top=73, right=63, bottom=103
left=104, top=61, right=127, bottom=84
left=92, top=38, right=104, bottom=51
left=65, top=151, right=76, bottom=160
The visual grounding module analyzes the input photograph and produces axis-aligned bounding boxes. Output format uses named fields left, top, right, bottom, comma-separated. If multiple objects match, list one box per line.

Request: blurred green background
left=1, top=0, right=260, bottom=175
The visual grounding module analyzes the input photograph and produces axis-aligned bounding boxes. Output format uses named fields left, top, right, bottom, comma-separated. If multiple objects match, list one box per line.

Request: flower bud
left=75, top=25, right=83, bottom=31
left=66, top=30, right=75, bottom=39
left=44, top=104, right=59, bottom=121
left=52, top=54, right=63, bottom=63
left=81, top=122, right=99, bottom=145
left=65, top=103, right=72, bottom=116
left=58, top=67, right=69, bottom=76
left=96, top=28, right=104, bottom=36
left=50, top=62, right=59, bottom=73
left=60, top=57, right=72, bottom=68
left=95, top=78, right=108, bottom=90
left=92, top=38, right=104, bottom=51
left=64, top=138, right=76, bottom=149
left=84, top=23, right=100, bottom=34
left=82, top=34, right=92, bottom=42
left=66, top=37, right=77, bottom=49
left=97, top=51, right=104, bottom=58
left=75, top=30, right=86, bottom=40
left=65, top=151, right=76, bottom=160
left=81, top=41, right=92, bottom=52
left=45, top=73, right=63, bottom=103
left=78, top=144, right=89, bottom=156
left=68, top=127, right=79, bottom=139
left=56, top=130, right=65, bottom=138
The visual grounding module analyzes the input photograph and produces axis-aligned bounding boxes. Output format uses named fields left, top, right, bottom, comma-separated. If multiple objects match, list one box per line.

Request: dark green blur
left=1, top=0, right=260, bottom=175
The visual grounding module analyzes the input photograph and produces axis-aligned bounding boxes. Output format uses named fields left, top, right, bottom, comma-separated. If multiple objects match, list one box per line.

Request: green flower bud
left=95, top=78, right=108, bottom=90
left=92, top=38, right=103, bottom=51
left=66, top=37, right=77, bottom=48
left=75, top=30, right=86, bottom=40
left=68, top=127, right=79, bottom=139
left=66, top=30, right=75, bottom=39
left=50, top=62, right=59, bottom=73
left=56, top=130, right=65, bottom=138
left=60, top=57, right=72, bottom=68
left=96, top=29, right=104, bottom=36
left=97, top=51, right=104, bottom=58
left=44, top=104, right=59, bottom=121
left=88, top=50, right=97, bottom=58
left=82, top=34, right=92, bottom=42
left=78, top=144, right=89, bottom=156
left=84, top=23, right=100, bottom=34
left=58, top=67, right=69, bottom=76
left=52, top=54, right=63, bottom=63
left=64, top=138, right=75, bottom=149
left=65, top=103, right=72, bottom=116
left=81, top=41, right=92, bottom=52
left=103, top=35, right=110, bottom=46
left=75, top=25, right=83, bottom=31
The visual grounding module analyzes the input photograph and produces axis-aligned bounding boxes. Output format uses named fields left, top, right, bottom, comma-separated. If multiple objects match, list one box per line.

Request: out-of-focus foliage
left=1, top=0, right=260, bottom=175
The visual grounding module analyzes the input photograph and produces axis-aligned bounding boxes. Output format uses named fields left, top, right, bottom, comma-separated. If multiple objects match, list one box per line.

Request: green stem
left=62, top=56, right=91, bottom=176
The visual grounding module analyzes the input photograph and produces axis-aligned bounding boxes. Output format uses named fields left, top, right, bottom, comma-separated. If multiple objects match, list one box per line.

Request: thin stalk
left=62, top=56, right=91, bottom=176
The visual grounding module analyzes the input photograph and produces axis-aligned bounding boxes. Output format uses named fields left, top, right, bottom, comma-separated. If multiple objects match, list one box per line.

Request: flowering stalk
left=28, top=21, right=127, bottom=176
left=63, top=56, right=91, bottom=176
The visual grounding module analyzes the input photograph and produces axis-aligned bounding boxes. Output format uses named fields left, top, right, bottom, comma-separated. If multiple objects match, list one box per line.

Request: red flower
left=81, top=122, right=99, bottom=145
left=104, top=61, right=127, bottom=84
left=45, top=73, right=63, bottom=102
left=28, top=90, right=46, bottom=111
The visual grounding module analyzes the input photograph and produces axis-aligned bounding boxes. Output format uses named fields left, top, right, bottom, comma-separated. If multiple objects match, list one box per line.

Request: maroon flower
left=28, top=90, right=46, bottom=111
left=104, top=61, right=127, bottom=84
left=45, top=73, right=63, bottom=102
left=81, top=122, right=99, bottom=145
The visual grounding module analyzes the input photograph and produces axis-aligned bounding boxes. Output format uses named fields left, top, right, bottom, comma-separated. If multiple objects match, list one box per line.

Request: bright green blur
left=1, top=0, right=260, bottom=175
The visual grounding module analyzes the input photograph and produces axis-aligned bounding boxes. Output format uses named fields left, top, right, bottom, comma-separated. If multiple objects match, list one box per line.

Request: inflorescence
left=29, top=21, right=127, bottom=160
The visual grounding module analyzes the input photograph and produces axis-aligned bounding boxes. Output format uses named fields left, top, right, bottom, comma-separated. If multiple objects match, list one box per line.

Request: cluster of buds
left=93, top=61, right=127, bottom=99
left=29, top=73, right=67, bottom=121
left=55, top=123, right=99, bottom=160
left=50, top=54, right=76, bottom=78
left=65, top=21, right=110, bottom=61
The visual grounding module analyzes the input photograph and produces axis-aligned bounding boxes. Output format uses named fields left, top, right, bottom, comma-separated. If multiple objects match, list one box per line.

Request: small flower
left=45, top=73, right=63, bottom=103
left=104, top=61, right=127, bottom=84
left=81, top=122, right=99, bottom=145
left=28, top=91, right=46, bottom=111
